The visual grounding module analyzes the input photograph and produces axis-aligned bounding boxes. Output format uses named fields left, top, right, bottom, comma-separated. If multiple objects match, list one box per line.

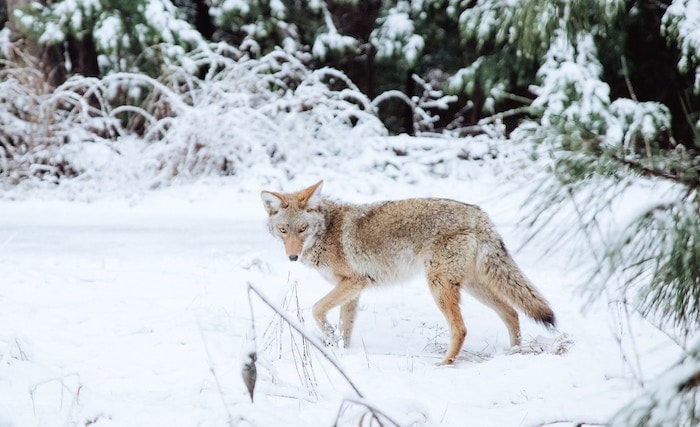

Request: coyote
left=261, top=181, right=555, bottom=365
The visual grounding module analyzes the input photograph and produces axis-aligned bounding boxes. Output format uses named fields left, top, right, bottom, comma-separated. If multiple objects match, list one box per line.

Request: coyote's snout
left=261, top=180, right=556, bottom=365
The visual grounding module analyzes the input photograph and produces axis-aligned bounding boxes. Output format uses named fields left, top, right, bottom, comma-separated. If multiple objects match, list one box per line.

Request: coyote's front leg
left=312, top=277, right=366, bottom=346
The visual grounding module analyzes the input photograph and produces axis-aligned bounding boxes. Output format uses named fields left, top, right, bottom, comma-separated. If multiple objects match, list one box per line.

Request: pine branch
left=612, top=153, right=700, bottom=189
left=679, top=371, right=700, bottom=392
left=477, top=105, right=538, bottom=125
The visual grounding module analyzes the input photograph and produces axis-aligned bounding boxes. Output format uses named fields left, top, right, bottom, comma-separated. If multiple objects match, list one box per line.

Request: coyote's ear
left=298, top=180, right=323, bottom=208
left=261, top=190, right=287, bottom=216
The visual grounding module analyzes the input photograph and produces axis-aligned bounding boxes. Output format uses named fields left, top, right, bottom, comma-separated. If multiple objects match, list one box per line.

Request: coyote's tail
left=481, top=240, right=556, bottom=327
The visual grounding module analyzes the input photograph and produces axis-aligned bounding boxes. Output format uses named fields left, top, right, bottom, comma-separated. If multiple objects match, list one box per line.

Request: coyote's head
left=260, top=181, right=325, bottom=262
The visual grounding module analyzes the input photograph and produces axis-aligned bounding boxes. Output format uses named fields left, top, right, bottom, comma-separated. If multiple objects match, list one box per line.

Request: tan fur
left=261, top=181, right=556, bottom=365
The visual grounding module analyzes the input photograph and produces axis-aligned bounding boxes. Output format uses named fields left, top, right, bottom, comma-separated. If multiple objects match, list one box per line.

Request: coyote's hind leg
left=426, top=271, right=466, bottom=365
left=339, top=297, right=359, bottom=346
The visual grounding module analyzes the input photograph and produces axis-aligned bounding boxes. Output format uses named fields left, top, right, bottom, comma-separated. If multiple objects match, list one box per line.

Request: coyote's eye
left=278, top=225, right=288, bottom=234
left=298, top=224, right=308, bottom=233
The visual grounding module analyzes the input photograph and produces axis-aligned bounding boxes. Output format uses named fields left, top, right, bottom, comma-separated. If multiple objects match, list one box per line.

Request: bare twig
left=612, top=153, right=699, bottom=188
left=248, top=281, right=408, bottom=426
left=29, top=374, right=82, bottom=417
left=247, top=282, right=364, bottom=398
left=477, top=105, right=535, bottom=125
left=288, top=281, right=319, bottom=398
left=528, top=420, right=606, bottom=427
left=335, top=397, right=404, bottom=427
left=621, top=56, right=638, bottom=101
left=14, top=337, right=28, bottom=361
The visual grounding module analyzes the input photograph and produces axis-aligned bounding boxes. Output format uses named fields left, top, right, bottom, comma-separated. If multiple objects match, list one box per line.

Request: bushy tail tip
left=537, top=310, right=556, bottom=329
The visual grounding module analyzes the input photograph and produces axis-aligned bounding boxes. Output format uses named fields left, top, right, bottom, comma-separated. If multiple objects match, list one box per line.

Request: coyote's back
left=261, top=181, right=556, bottom=365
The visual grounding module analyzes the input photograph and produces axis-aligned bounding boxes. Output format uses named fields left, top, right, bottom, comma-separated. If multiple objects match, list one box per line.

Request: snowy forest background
left=1, top=0, right=699, bottom=426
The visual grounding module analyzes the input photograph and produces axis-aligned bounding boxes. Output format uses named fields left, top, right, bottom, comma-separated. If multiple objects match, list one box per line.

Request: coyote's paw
left=508, top=333, right=574, bottom=356
left=323, top=334, right=341, bottom=347
left=320, top=323, right=340, bottom=347
left=507, top=345, right=523, bottom=355
left=436, top=359, right=456, bottom=367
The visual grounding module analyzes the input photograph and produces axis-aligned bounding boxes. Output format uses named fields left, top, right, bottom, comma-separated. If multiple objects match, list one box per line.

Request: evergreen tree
left=449, top=0, right=625, bottom=114
left=368, top=0, right=470, bottom=132
left=11, top=0, right=206, bottom=81
left=209, top=0, right=471, bottom=132
left=210, top=0, right=381, bottom=96
left=209, top=0, right=317, bottom=55
left=6, top=0, right=700, bottom=137
left=499, top=1, right=700, bottom=425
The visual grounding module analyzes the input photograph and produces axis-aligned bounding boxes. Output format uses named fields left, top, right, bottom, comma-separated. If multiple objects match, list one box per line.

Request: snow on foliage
left=210, top=0, right=290, bottom=47
left=449, top=0, right=628, bottom=112
left=514, top=31, right=670, bottom=151
left=611, top=338, right=700, bottom=427
left=13, top=0, right=207, bottom=74
left=609, top=99, right=672, bottom=150
left=2, top=41, right=466, bottom=194
left=210, top=0, right=321, bottom=57
left=147, top=47, right=384, bottom=185
left=0, top=60, right=120, bottom=184
left=311, top=7, right=358, bottom=61
left=662, top=0, right=700, bottom=93
left=0, top=31, right=491, bottom=196
left=0, top=27, right=12, bottom=57
left=370, top=4, right=425, bottom=67
left=527, top=31, right=611, bottom=146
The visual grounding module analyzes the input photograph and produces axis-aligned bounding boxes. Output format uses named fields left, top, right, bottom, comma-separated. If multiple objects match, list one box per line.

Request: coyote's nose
left=289, top=255, right=299, bottom=262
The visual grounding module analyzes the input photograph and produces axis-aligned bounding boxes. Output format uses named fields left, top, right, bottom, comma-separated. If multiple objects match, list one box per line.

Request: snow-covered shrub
left=0, top=40, right=390, bottom=188
left=0, top=55, right=121, bottom=183
left=142, top=46, right=386, bottom=184
left=371, top=74, right=459, bottom=135
left=521, top=32, right=612, bottom=150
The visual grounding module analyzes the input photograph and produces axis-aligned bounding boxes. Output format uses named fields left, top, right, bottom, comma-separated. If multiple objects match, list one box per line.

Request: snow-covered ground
left=0, top=136, right=681, bottom=426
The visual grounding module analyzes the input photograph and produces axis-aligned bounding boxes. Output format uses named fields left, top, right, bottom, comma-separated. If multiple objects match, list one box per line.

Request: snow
left=312, top=7, right=358, bottom=61
left=216, top=0, right=251, bottom=16
left=610, top=338, right=700, bottom=426
left=519, top=30, right=671, bottom=149
left=37, top=21, right=64, bottom=45
left=0, top=136, right=683, bottom=426
left=662, top=0, right=700, bottom=91
left=94, top=15, right=122, bottom=52
left=0, top=28, right=10, bottom=58
left=371, top=8, right=425, bottom=66
left=0, top=6, right=693, bottom=421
